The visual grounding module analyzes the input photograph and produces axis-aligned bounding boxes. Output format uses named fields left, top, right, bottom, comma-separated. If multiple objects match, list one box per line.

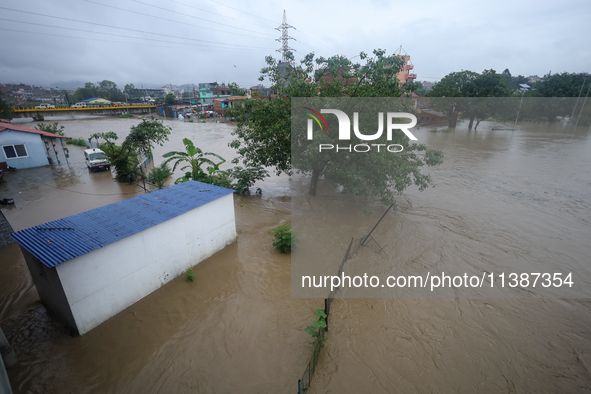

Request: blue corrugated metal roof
left=10, top=181, right=234, bottom=268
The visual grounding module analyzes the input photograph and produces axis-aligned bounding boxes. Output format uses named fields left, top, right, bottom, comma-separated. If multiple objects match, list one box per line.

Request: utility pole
left=572, top=82, right=591, bottom=134
left=512, top=84, right=530, bottom=134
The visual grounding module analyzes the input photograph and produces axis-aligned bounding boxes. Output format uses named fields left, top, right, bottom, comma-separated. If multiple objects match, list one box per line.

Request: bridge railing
left=12, top=104, right=159, bottom=112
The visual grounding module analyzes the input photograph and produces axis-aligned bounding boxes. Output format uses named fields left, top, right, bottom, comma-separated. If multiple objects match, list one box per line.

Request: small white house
left=11, top=181, right=236, bottom=335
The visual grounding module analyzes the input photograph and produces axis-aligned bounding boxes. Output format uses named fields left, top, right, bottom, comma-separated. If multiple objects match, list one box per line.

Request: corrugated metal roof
left=10, top=181, right=234, bottom=268
left=0, top=123, right=71, bottom=139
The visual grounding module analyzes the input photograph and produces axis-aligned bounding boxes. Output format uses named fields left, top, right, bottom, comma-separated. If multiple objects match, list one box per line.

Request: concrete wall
left=54, top=193, right=236, bottom=335
left=20, top=248, right=79, bottom=335
left=0, top=130, right=49, bottom=169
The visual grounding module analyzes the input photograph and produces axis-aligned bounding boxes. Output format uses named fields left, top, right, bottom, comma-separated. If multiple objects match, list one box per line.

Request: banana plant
left=163, top=138, right=225, bottom=184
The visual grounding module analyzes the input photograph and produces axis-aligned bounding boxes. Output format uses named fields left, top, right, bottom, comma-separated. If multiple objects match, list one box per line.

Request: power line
left=168, top=0, right=274, bottom=28
left=83, top=0, right=272, bottom=40
left=0, top=27, right=272, bottom=52
left=292, top=28, right=337, bottom=54
left=131, top=0, right=275, bottom=37
left=206, top=0, right=277, bottom=24
left=0, top=18, right=274, bottom=50
left=0, top=7, right=274, bottom=49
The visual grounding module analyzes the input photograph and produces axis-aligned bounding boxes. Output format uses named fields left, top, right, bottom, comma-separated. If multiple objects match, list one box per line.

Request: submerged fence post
left=324, top=298, right=329, bottom=332
left=361, top=205, right=393, bottom=246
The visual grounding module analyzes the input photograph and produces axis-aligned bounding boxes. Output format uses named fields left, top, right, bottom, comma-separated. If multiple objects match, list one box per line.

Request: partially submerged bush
left=148, top=163, right=173, bottom=189
left=269, top=224, right=299, bottom=253
left=185, top=267, right=194, bottom=282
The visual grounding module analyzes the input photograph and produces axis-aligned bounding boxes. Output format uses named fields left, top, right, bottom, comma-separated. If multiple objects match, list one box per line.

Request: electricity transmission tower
left=275, top=10, right=296, bottom=64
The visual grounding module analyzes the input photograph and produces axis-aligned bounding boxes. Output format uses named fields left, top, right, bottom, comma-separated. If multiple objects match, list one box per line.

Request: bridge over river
left=11, top=104, right=160, bottom=119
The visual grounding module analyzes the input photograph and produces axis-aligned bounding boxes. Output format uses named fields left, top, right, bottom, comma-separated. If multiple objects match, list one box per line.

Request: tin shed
left=10, top=181, right=236, bottom=336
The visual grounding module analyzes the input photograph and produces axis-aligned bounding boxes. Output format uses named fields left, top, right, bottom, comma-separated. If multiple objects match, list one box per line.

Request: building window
left=3, top=144, right=29, bottom=159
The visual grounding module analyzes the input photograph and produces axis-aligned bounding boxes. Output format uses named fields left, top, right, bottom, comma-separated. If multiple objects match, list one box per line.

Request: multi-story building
left=198, top=82, right=231, bottom=108
left=394, top=54, right=417, bottom=83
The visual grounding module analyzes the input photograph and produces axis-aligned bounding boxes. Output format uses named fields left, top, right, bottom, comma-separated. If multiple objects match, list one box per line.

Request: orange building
left=395, top=54, right=417, bottom=83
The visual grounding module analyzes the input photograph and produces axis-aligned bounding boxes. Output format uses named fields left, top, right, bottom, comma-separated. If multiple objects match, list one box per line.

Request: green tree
left=73, top=85, right=98, bottom=102
left=124, top=83, right=135, bottom=90
left=73, top=80, right=124, bottom=102
left=228, top=82, right=247, bottom=96
left=231, top=49, right=443, bottom=203
left=164, top=93, right=176, bottom=105
left=36, top=122, right=65, bottom=136
left=522, top=72, right=589, bottom=122
left=0, top=91, right=14, bottom=120
left=528, top=72, right=588, bottom=97
left=465, top=69, right=512, bottom=129
left=427, top=70, right=479, bottom=128
left=89, top=119, right=171, bottom=183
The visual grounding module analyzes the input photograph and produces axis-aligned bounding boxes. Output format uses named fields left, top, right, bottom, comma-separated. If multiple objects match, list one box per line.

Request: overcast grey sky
left=0, top=0, right=589, bottom=89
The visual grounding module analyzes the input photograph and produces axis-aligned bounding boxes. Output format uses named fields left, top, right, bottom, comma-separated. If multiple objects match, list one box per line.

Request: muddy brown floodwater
left=1, top=116, right=591, bottom=393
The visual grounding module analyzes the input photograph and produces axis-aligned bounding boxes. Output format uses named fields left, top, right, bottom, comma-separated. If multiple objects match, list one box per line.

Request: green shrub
left=36, top=122, right=65, bottom=136
left=66, top=138, right=88, bottom=147
left=269, top=224, right=299, bottom=253
left=227, top=165, right=269, bottom=195
left=148, top=163, right=173, bottom=189
left=118, top=113, right=134, bottom=119
left=185, top=267, right=194, bottom=282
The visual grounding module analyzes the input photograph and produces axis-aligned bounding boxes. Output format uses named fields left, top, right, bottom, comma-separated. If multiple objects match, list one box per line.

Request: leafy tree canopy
left=427, top=69, right=512, bottom=129
left=35, top=122, right=65, bottom=136
left=228, top=82, right=247, bottom=96
left=89, top=119, right=171, bottom=182
left=0, top=91, right=14, bottom=120
left=164, top=93, right=176, bottom=105
left=73, top=80, right=124, bottom=102
left=231, top=49, right=443, bottom=204
left=527, top=72, right=589, bottom=97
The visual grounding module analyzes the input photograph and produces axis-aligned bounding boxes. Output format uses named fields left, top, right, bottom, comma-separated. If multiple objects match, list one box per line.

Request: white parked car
left=35, top=103, right=56, bottom=109
left=84, top=148, right=111, bottom=172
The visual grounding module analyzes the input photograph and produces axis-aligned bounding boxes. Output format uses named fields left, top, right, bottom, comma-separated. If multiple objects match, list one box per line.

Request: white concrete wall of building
left=55, top=193, right=236, bottom=335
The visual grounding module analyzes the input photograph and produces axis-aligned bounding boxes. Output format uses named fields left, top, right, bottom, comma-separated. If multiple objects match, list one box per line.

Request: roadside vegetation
left=35, top=122, right=65, bottom=136
left=162, top=138, right=269, bottom=195
left=89, top=119, right=171, bottom=183
left=66, top=138, right=88, bottom=147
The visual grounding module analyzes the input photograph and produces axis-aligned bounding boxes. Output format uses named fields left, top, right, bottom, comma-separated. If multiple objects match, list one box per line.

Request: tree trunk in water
left=450, top=111, right=458, bottom=129
left=468, top=116, right=475, bottom=130
left=309, top=168, right=321, bottom=196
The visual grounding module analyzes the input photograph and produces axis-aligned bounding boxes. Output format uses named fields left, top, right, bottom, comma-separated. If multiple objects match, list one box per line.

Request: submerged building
left=11, top=181, right=236, bottom=335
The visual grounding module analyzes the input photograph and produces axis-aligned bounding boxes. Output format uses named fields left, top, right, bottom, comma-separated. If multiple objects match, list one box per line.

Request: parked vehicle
left=84, top=148, right=111, bottom=172
left=35, top=103, right=55, bottom=109
left=71, top=103, right=87, bottom=108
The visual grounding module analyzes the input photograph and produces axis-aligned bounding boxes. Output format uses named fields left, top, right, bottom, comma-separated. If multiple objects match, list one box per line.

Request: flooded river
left=1, top=116, right=591, bottom=392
